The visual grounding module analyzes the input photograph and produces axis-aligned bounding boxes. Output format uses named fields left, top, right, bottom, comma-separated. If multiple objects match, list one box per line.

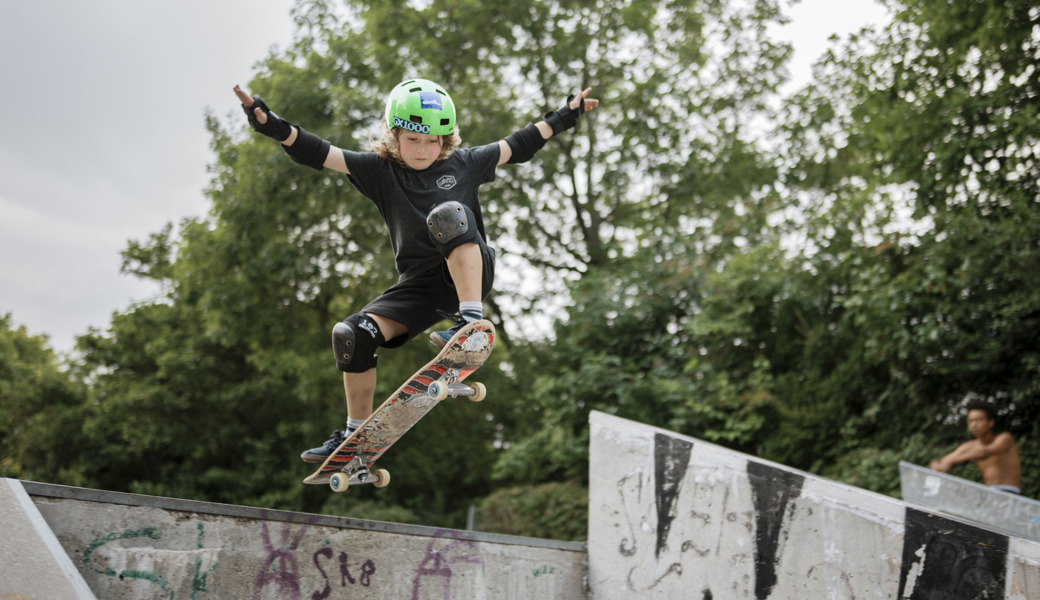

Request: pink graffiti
left=253, top=520, right=312, bottom=600
left=411, top=529, right=486, bottom=600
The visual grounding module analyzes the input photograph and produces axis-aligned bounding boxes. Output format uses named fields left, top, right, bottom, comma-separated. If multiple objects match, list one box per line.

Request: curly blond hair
left=369, top=126, right=462, bottom=166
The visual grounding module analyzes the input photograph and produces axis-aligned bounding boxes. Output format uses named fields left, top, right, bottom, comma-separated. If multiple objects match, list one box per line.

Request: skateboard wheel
left=468, top=382, right=486, bottom=402
left=330, top=473, right=349, bottom=493
left=428, top=381, right=449, bottom=401
left=373, top=469, right=391, bottom=488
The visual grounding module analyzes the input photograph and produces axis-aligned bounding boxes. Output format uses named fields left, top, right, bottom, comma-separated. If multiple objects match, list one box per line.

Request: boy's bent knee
left=332, top=314, right=384, bottom=373
left=428, top=201, right=480, bottom=254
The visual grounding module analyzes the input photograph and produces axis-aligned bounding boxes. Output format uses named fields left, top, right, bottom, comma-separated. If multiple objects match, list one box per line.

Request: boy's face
left=397, top=130, right=444, bottom=170
left=967, top=409, right=994, bottom=438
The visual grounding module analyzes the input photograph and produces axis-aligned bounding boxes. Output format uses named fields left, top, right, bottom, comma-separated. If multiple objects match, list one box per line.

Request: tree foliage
left=776, top=0, right=1040, bottom=492
left=0, top=314, right=90, bottom=483
left=493, top=0, right=1040, bottom=499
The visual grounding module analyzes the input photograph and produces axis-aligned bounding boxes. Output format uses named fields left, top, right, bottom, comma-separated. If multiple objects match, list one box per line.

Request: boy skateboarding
left=234, top=78, right=598, bottom=463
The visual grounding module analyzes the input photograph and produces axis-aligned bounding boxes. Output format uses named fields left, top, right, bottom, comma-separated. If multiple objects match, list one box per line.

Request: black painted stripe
left=747, top=460, right=805, bottom=600
left=653, top=433, right=694, bottom=559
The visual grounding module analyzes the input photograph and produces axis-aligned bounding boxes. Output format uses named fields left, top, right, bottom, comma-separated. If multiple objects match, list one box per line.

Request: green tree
left=0, top=314, right=91, bottom=484
left=483, top=0, right=793, bottom=483
left=775, top=0, right=1040, bottom=494
left=494, top=0, right=1040, bottom=504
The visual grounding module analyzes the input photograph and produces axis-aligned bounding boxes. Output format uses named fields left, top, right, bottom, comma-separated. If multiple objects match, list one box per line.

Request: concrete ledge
left=21, top=480, right=586, bottom=599
left=21, top=480, right=584, bottom=552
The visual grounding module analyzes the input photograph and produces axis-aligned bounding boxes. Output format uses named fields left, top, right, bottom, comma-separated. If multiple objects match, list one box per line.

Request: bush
left=477, top=481, right=587, bottom=541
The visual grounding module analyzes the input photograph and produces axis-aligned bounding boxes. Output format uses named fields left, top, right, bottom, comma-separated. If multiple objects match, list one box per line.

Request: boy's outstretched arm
left=497, top=87, right=600, bottom=166
left=930, top=441, right=975, bottom=472
left=930, top=431, right=1016, bottom=472
left=233, top=85, right=349, bottom=174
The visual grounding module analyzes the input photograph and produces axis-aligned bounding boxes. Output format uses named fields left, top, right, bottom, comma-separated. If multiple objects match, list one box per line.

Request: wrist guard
left=544, top=95, right=585, bottom=135
left=282, top=126, right=330, bottom=171
left=242, top=96, right=292, bottom=142
left=504, top=123, right=547, bottom=164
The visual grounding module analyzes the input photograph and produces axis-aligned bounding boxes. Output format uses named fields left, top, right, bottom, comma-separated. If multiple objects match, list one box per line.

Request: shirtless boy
left=929, top=401, right=1022, bottom=494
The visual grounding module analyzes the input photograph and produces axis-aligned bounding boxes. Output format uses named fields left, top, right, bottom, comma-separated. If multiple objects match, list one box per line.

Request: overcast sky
left=0, top=0, right=890, bottom=355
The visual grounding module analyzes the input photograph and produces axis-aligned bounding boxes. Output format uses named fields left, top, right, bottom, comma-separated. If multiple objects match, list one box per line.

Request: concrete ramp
left=587, top=411, right=1040, bottom=600
left=0, top=478, right=96, bottom=599
left=12, top=479, right=585, bottom=600
left=900, top=461, right=1040, bottom=542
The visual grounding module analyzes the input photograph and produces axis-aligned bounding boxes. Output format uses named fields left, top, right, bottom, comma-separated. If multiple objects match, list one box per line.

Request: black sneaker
left=300, top=427, right=355, bottom=464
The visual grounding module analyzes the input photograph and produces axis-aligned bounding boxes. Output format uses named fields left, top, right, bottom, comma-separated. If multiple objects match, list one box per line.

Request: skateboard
left=303, top=319, right=495, bottom=492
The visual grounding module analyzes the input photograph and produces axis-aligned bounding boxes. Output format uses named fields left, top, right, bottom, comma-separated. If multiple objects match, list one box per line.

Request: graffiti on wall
left=898, top=508, right=1009, bottom=599
left=82, top=523, right=218, bottom=599
left=411, top=529, right=487, bottom=600
left=80, top=518, right=387, bottom=600
left=311, top=545, right=377, bottom=599
left=614, top=434, right=764, bottom=597
left=746, top=461, right=805, bottom=600
left=253, top=519, right=314, bottom=600
left=653, top=433, right=693, bottom=559
left=77, top=518, right=567, bottom=599
left=603, top=424, right=1022, bottom=599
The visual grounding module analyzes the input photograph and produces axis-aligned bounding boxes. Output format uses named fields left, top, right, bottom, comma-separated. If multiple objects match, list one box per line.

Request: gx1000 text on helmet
left=384, top=79, right=456, bottom=136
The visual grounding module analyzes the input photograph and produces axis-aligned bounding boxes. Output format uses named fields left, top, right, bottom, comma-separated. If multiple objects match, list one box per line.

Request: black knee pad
left=427, top=201, right=480, bottom=254
left=332, top=314, right=384, bottom=373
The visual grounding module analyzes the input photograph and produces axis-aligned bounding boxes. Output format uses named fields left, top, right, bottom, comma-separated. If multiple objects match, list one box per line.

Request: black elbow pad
left=283, top=126, right=331, bottom=171
left=505, top=123, right=547, bottom=164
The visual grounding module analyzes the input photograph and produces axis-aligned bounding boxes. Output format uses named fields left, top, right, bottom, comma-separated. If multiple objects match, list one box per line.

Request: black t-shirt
left=341, top=143, right=500, bottom=277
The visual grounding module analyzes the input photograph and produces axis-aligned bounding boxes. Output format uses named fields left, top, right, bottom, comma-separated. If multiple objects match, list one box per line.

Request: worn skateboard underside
left=303, top=319, right=495, bottom=486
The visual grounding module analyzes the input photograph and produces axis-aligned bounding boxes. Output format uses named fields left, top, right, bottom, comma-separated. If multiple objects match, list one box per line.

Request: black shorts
left=361, top=243, right=496, bottom=348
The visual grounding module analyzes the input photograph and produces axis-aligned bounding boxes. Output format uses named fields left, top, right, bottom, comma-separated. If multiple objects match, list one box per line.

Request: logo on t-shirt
left=437, top=175, right=457, bottom=190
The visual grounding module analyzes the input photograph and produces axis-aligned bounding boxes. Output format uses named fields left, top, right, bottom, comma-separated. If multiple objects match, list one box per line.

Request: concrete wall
left=900, top=461, right=1040, bottom=542
left=587, top=411, right=1040, bottom=600
left=16, top=480, right=585, bottom=600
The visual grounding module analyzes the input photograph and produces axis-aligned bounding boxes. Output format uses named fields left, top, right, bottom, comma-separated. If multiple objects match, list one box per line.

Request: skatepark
left=3, top=411, right=1038, bottom=599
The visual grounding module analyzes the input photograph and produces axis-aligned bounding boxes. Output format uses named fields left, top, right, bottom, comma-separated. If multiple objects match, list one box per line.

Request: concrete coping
left=21, top=480, right=586, bottom=553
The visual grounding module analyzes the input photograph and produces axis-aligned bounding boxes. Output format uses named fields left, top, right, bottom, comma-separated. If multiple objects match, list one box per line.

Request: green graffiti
left=83, top=528, right=172, bottom=596
left=190, top=522, right=219, bottom=599
left=122, top=569, right=169, bottom=586
left=83, top=527, right=163, bottom=576
left=82, top=522, right=219, bottom=600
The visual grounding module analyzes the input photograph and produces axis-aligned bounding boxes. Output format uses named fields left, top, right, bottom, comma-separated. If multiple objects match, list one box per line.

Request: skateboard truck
left=428, top=368, right=487, bottom=402
left=330, top=456, right=391, bottom=492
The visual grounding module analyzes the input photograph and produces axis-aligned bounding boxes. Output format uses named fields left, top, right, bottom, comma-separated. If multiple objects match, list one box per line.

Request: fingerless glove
left=544, top=95, right=585, bottom=135
left=242, top=96, right=292, bottom=142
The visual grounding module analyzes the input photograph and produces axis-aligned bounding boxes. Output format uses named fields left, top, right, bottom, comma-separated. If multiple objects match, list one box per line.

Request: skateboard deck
left=303, top=319, right=495, bottom=491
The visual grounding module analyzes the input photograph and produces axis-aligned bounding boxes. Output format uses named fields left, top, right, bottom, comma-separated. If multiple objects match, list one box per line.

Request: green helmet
left=384, top=79, right=456, bottom=136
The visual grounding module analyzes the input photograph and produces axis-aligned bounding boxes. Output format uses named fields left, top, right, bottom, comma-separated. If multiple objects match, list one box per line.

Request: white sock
left=459, top=301, right=483, bottom=323
left=347, top=418, right=365, bottom=431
